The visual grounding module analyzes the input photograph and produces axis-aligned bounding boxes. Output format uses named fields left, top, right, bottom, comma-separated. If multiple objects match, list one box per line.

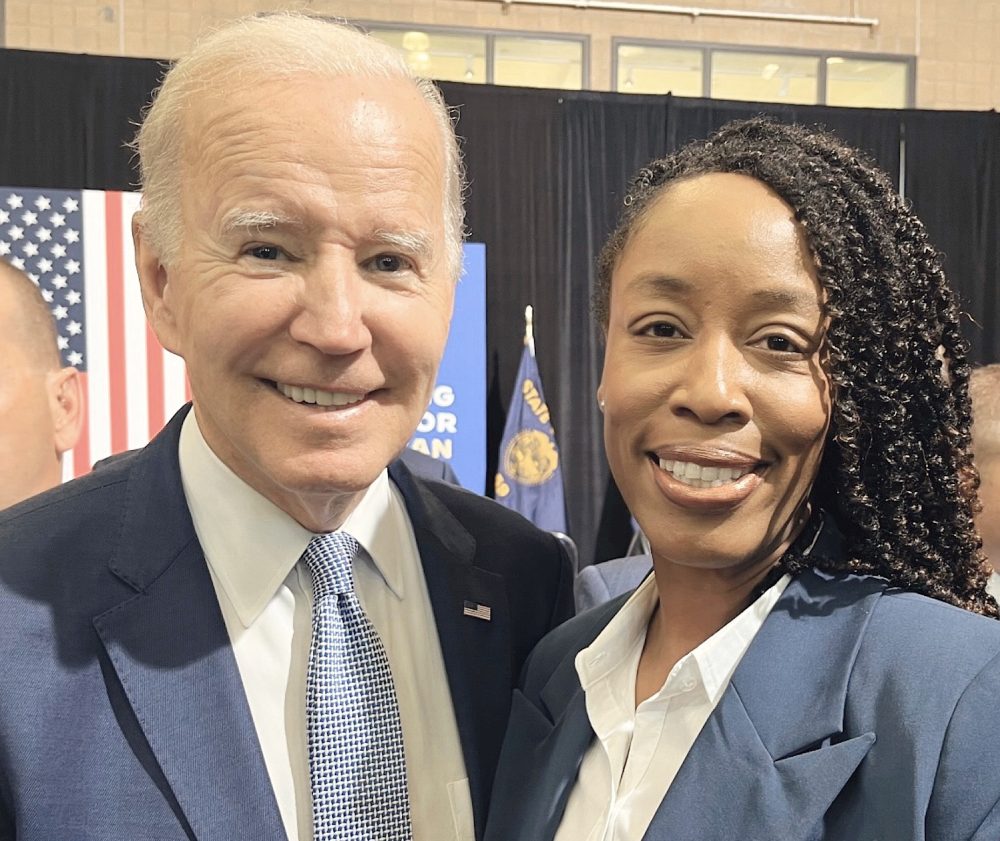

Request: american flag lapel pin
left=463, top=600, right=492, bottom=622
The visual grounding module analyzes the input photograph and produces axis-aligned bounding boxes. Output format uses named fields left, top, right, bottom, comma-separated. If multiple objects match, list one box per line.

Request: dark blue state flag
left=494, top=345, right=567, bottom=533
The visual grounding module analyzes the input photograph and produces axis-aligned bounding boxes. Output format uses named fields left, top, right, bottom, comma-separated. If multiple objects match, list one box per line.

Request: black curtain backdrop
left=3, top=48, right=997, bottom=565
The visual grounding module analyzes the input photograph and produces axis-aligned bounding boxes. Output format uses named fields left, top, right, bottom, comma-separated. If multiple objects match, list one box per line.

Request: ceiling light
left=402, top=31, right=430, bottom=52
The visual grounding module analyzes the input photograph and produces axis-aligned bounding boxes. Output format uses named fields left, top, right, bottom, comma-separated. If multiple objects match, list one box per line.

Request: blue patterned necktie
left=303, top=532, right=413, bottom=840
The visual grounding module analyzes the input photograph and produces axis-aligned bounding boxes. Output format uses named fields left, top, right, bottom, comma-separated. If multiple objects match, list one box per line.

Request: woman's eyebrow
left=634, top=274, right=693, bottom=298
left=748, top=287, right=822, bottom=315
left=633, top=275, right=820, bottom=315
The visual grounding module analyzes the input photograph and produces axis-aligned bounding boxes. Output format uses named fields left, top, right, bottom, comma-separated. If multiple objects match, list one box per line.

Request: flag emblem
left=503, top=428, right=559, bottom=486
left=462, top=600, right=492, bottom=621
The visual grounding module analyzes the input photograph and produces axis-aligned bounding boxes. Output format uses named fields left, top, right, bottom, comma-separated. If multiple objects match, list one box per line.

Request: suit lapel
left=390, top=463, right=511, bottom=839
left=502, top=688, right=594, bottom=841
left=484, top=597, right=625, bottom=841
left=93, top=409, right=286, bottom=841
left=528, top=605, right=620, bottom=841
left=646, top=570, right=887, bottom=841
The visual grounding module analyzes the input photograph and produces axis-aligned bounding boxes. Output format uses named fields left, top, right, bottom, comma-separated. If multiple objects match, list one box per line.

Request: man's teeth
left=658, top=458, right=754, bottom=489
left=276, top=383, right=364, bottom=407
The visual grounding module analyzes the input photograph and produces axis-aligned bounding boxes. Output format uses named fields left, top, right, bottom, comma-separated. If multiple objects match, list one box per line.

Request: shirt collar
left=178, top=411, right=404, bottom=628
left=575, top=570, right=790, bottom=705
left=576, top=574, right=659, bottom=690
left=688, top=574, right=790, bottom=704
left=340, top=471, right=407, bottom=603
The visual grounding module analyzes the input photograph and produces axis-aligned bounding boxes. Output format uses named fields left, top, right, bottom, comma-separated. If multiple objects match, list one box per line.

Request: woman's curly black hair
left=594, top=117, right=995, bottom=617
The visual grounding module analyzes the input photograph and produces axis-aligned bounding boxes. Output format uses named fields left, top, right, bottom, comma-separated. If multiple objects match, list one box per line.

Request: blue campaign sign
left=408, top=243, right=486, bottom=492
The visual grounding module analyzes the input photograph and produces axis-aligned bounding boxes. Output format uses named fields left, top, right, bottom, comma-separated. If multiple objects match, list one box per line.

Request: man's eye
left=246, top=245, right=285, bottom=261
left=369, top=254, right=409, bottom=273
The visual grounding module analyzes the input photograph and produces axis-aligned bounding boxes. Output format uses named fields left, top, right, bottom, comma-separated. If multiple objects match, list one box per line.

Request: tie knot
left=304, top=531, right=360, bottom=598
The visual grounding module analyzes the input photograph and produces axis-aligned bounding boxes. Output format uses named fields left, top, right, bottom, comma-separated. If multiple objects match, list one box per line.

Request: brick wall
left=3, top=0, right=999, bottom=109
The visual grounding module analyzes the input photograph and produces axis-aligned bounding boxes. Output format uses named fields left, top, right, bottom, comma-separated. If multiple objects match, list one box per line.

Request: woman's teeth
left=657, top=458, right=754, bottom=489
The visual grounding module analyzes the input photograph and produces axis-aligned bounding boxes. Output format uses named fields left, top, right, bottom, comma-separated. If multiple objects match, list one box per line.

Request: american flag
left=1, top=187, right=189, bottom=480
left=462, top=599, right=492, bottom=621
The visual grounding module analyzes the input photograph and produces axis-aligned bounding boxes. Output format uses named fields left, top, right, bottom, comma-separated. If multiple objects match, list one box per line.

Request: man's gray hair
left=132, top=12, right=466, bottom=278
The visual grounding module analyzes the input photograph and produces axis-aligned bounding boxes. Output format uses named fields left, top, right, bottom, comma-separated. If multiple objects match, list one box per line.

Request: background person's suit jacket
left=574, top=553, right=652, bottom=612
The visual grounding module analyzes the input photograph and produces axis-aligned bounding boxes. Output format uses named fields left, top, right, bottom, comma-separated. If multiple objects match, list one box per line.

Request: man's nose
left=667, top=334, right=753, bottom=426
left=288, top=258, right=373, bottom=355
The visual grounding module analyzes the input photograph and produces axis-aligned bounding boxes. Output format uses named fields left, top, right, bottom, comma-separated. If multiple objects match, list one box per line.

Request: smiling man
left=0, top=15, right=571, bottom=841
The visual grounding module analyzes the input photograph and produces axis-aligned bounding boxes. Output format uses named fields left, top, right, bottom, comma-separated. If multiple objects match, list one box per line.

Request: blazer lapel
left=500, top=688, right=593, bottom=841
left=528, top=621, right=611, bottom=841
left=93, top=409, right=286, bottom=841
left=485, top=598, right=623, bottom=841
left=390, top=463, right=511, bottom=839
left=646, top=570, right=887, bottom=841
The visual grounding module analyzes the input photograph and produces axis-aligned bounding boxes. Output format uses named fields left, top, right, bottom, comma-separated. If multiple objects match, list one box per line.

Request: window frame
left=358, top=20, right=591, bottom=90
left=611, top=37, right=916, bottom=107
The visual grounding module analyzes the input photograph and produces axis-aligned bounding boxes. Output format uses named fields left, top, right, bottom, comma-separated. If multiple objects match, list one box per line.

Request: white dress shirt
left=178, top=413, right=474, bottom=841
left=556, top=571, right=790, bottom=841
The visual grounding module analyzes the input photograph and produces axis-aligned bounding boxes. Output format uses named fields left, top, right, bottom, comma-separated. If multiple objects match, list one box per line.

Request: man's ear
left=133, top=214, right=182, bottom=355
left=596, top=384, right=606, bottom=413
left=47, top=366, right=83, bottom=456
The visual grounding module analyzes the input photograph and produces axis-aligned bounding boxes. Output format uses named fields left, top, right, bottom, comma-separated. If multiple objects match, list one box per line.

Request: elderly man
left=0, top=259, right=82, bottom=509
left=0, top=14, right=571, bottom=841
left=971, top=364, right=1000, bottom=595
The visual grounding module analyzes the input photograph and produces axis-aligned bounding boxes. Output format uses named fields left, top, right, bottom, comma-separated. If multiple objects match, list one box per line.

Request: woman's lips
left=649, top=453, right=765, bottom=511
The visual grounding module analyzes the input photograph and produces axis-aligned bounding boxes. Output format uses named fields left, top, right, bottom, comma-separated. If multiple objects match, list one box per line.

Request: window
left=369, top=29, right=487, bottom=84
left=494, top=36, right=583, bottom=90
left=366, top=24, right=588, bottom=91
left=826, top=56, right=909, bottom=108
left=711, top=51, right=819, bottom=105
left=615, top=44, right=702, bottom=96
left=613, top=39, right=913, bottom=108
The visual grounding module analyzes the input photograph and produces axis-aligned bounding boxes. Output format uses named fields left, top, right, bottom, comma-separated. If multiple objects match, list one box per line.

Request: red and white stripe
left=63, top=190, right=188, bottom=480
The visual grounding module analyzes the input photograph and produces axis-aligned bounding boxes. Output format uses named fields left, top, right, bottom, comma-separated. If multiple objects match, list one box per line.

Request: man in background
left=0, top=259, right=82, bottom=509
left=971, top=364, right=1000, bottom=596
left=0, top=13, right=571, bottom=841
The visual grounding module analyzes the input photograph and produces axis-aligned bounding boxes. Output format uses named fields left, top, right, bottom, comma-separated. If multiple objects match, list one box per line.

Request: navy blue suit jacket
left=0, top=407, right=573, bottom=840
left=398, top=447, right=462, bottom=486
left=574, top=554, right=652, bottom=612
left=487, top=547, right=1000, bottom=840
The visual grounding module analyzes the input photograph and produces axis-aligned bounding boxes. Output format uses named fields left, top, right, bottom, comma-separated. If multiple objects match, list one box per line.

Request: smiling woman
left=594, top=119, right=988, bottom=614
left=598, top=171, right=830, bottom=581
left=486, top=119, right=1000, bottom=841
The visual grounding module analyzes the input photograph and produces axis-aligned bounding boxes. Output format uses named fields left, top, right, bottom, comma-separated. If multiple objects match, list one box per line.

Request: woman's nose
left=668, top=334, right=753, bottom=425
